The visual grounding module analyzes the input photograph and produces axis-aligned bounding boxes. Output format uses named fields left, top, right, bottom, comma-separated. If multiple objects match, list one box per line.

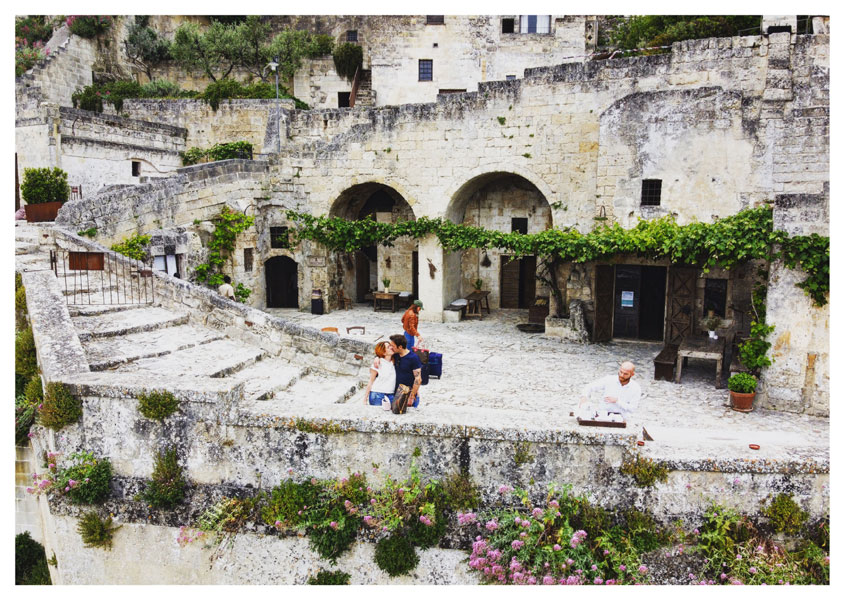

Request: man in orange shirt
left=401, top=300, right=424, bottom=349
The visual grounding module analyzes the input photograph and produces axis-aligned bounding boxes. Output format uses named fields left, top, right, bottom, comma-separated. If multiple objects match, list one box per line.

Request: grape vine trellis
left=285, top=207, right=828, bottom=307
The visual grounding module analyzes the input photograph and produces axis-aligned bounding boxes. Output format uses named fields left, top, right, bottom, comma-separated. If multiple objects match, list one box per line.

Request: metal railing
left=350, top=66, right=361, bottom=108
left=51, top=249, right=155, bottom=305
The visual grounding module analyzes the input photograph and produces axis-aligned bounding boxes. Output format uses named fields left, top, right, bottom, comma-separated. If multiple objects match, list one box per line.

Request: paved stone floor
left=267, top=304, right=830, bottom=460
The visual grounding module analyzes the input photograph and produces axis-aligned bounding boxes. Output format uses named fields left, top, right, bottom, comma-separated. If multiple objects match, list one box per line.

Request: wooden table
left=464, top=290, right=491, bottom=319
left=675, top=335, right=726, bottom=388
left=373, top=292, right=399, bottom=312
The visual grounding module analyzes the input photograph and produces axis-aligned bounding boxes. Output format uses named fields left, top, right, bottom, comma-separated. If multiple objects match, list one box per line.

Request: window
left=519, top=15, right=551, bottom=34
left=132, top=161, right=141, bottom=177
left=426, top=15, right=444, bottom=25
left=270, top=226, right=289, bottom=249
left=703, top=278, right=728, bottom=317
left=338, top=92, right=351, bottom=108
left=640, top=179, right=662, bottom=206
left=346, top=30, right=358, bottom=42
left=153, top=254, right=178, bottom=276
left=244, top=248, right=253, bottom=272
left=511, top=218, right=528, bottom=234
left=506, top=75, right=516, bottom=81
left=502, top=18, right=515, bottom=33
left=418, top=59, right=433, bottom=81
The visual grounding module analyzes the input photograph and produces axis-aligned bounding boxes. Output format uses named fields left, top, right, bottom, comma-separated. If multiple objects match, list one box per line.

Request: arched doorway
left=445, top=172, right=552, bottom=309
left=330, top=183, right=418, bottom=303
left=265, top=256, right=298, bottom=308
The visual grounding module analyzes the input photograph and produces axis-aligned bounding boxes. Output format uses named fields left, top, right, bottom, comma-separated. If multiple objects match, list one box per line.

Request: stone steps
left=226, top=359, right=310, bottom=402
left=72, top=305, right=188, bottom=340
left=116, top=338, right=267, bottom=378
left=275, top=372, right=362, bottom=406
left=84, top=324, right=225, bottom=371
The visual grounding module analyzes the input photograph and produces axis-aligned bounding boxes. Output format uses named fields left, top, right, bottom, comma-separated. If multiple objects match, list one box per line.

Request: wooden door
left=355, top=251, right=370, bottom=302
left=665, top=266, right=697, bottom=344
left=612, top=265, right=640, bottom=338
left=519, top=255, right=537, bottom=308
left=593, top=264, right=614, bottom=342
left=500, top=255, right=520, bottom=308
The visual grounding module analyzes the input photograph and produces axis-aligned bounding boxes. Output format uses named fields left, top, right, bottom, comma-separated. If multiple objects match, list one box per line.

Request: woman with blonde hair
left=363, top=341, right=396, bottom=410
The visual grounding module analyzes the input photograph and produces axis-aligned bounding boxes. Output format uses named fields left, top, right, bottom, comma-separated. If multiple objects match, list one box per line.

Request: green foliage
left=738, top=284, right=775, bottom=374
left=728, top=372, right=757, bottom=393
left=620, top=454, right=668, bottom=488
left=780, top=233, right=829, bottom=306
left=139, top=79, right=182, bottom=98
left=762, top=494, right=808, bottom=536
left=16, top=327, right=38, bottom=379
left=24, top=374, right=44, bottom=404
left=261, top=478, right=324, bottom=528
left=142, top=448, right=186, bottom=509
left=180, top=141, right=254, bottom=165
left=332, top=42, right=363, bottom=81
left=137, top=390, right=179, bottom=421
left=16, top=273, right=28, bottom=330
left=307, top=570, right=350, bottom=585
left=181, top=496, right=263, bottom=558
left=294, top=417, right=343, bottom=434
left=29, top=451, right=113, bottom=504
left=110, top=234, right=151, bottom=261
left=171, top=21, right=241, bottom=82
left=234, top=283, right=252, bottom=304
left=441, top=471, right=481, bottom=510
left=67, top=15, right=113, bottom=39
left=305, top=34, right=335, bottom=58
left=16, top=41, right=48, bottom=77
left=608, top=16, right=761, bottom=52
left=15, top=395, right=39, bottom=446
left=285, top=206, right=828, bottom=307
left=193, top=206, right=254, bottom=286
left=196, top=78, right=308, bottom=111
left=572, top=498, right=611, bottom=539
left=497, top=116, right=506, bottom=125
left=38, top=382, right=82, bottom=430
left=15, top=532, right=52, bottom=585
left=77, top=511, right=121, bottom=549
left=374, top=534, right=419, bottom=577
left=513, top=441, right=535, bottom=465
left=72, top=80, right=144, bottom=113
left=16, top=16, right=54, bottom=46
left=124, top=18, right=171, bottom=79
left=76, top=227, right=98, bottom=238
left=21, top=167, right=69, bottom=205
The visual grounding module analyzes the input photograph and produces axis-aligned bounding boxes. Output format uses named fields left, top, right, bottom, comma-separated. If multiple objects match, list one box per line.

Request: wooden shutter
left=593, top=264, right=613, bottom=342
left=500, top=255, right=520, bottom=308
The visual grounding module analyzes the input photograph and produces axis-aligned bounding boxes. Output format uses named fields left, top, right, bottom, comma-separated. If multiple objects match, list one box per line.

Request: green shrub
left=72, top=80, right=144, bottom=113
left=16, top=16, right=54, bottom=47
left=20, top=167, right=69, bottom=205
left=77, top=511, right=121, bottom=549
left=763, top=494, right=808, bottom=536
left=38, top=382, right=82, bottom=430
left=67, top=15, right=113, bottom=39
left=140, top=79, right=182, bottom=98
left=16, top=43, right=48, bottom=77
left=573, top=498, right=611, bottom=538
left=441, top=470, right=481, bottom=510
left=15, top=326, right=38, bottom=379
left=111, top=234, right=150, bottom=261
left=58, top=452, right=113, bottom=504
left=24, top=374, right=43, bottom=404
left=262, top=478, right=324, bottom=528
left=728, top=372, right=758, bottom=394
left=620, top=454, right=668, bottom=487
left=307, top=569, right=350, bottom=585
left=15, top=532, right=52, bottom=585
left=332, top=42, right=363, bottom=81
left=15, top=396, right=38, bottom=446
left=137, top=390, right=179, bottom=421
left=309, top=519, right=360, bottom=563
left=622, top=508, right=667, bottom=553
left=234, top=283, right=252, bottom=304
left=15, top=281, right=28, bottom=330
left=374, top=534, right=419, bottom=577
left=197, top=78, right=308, bottom=111
left=142, top=448, right=187, bottom=509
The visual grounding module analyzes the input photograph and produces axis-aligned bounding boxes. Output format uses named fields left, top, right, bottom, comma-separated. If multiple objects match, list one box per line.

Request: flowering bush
left=16, top=16, right=54, bottom=47
left=27, top=451, right=112, bottom=504
left=15, top=42, right=49, bottom=77
left=67, top=16, right=113, bottom=39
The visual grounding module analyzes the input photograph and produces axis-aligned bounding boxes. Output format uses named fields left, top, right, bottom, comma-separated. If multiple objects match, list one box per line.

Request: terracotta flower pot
left=24, top=201, right=64, bottom=223
left=730, top=391, right=755, bottom=412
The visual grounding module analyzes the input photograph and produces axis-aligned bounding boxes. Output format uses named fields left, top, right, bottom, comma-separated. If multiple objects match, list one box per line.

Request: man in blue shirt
left=389, top=334, right=422, bottom=409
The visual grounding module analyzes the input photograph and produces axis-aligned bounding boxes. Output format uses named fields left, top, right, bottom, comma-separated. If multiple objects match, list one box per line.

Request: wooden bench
left=653, top=343, right=679, bottom=382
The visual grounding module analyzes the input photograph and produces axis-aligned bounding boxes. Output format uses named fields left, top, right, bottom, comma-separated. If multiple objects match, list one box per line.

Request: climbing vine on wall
left=284, top=207, right=829, bottom=307
left=194, top=206, right=254, bottom=291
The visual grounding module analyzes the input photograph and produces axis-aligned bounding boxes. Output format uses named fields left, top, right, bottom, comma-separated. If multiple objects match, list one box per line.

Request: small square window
left=346, top=30, right=358, bottom=42
left=704, top=278, right=728, bottom=318
left=426, top=15, right=444, bottom=25
left=418, top=59, right=433, bottom=82
left=132, top=161, right=141, bottom=176
left=641, top=179, right=662, bottom=206
left=270, top=226, right=289, bottom=249
left=502, top=18, right=515, bottom=33
left=506, top=75, right=516, bottom=81
left=244, top=248, right=254, bottom=272
left=338, top=92, right=351, bottom=108
left=511, top=217, right=528, bottom=234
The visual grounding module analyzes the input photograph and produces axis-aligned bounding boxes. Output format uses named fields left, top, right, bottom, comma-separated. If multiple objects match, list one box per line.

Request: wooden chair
left=321, top=327, right=339, bottom=334
left=338, top=289, right=352, bottom=310
left=346, top=326, right=365, bottom=335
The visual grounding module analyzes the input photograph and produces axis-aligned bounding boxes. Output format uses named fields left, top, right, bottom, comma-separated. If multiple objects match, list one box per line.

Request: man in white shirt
left=578, top=361, right=640, bottom=420
left=218, top=275, right=236, bottom=301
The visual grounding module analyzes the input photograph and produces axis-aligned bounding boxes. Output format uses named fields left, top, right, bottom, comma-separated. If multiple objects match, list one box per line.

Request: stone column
left=417, top=234, right=445, bottom=323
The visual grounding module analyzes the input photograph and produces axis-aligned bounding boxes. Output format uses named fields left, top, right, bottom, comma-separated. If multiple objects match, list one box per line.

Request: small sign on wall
left=306, top=255, right=326, bottom=267
left=620, top=291, right=634, bottom=308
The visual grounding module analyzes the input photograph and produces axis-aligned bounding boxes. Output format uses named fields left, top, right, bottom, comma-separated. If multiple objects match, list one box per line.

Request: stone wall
left=293, top=57, right=351, bottom=110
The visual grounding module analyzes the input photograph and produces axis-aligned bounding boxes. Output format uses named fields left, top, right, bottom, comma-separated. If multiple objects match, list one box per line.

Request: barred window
left=346, top=30, right=358, bottom=42
left=244, top=248, right=253, bottom=272
left=640, top=179, right=662, bottom=206
left=418, top=59, right=433, bottom=81
left=270, top=227, right=289, bottom=249
left=426, top=15, right=444, bottom=25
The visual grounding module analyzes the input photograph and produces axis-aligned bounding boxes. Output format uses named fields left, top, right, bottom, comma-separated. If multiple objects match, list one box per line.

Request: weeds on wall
left=15, top=532, right=51, bottom=585
left=180, top=141, right=254, bottom=166
left=67, top=16, right=113, bottom=39
left=619, top=454, right=668, bottom=488
left=141, top=448, right=187, bottom=509
left=179, top=496, right=263, bottom=561
left=38, top=382, right=83, bottom=431
left=77, top=511, right=121, bottom=549
left=15, top=327, right=38, bottom=382
left=762, top=494, right=809, bottom=537
left=137, top=390, right=179, bottom=421
left=110, top=234, right=151, bottom=262
left=307, top=570, right=351, bottom=585
left=28, top=451, right=113, bottom=505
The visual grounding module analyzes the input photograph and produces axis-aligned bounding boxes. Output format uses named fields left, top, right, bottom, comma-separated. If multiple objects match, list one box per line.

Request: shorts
left=369, top=391, right=394, bottom=411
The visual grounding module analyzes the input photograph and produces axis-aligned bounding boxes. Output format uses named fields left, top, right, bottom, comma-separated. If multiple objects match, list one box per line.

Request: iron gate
left=51, top=249, right=155, bottom=305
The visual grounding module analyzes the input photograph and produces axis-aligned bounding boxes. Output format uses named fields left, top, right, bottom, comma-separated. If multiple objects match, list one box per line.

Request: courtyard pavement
left=266, top=304, right=829, bottom=463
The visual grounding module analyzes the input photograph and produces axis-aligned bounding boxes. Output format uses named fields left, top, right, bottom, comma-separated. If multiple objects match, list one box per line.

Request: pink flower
left=26, top=487, right=33, bottom=493
left=329, top=521, right=338, bottom=530
left=485, top=520, right=498, bottom=531
left=638, top=565, right=648, bottom=574
left=370, top=498, right=376, bottom=505
left=521, top=520, right=530, bottom=528
left=591, top=565, right=597, bottom=571
left=511, top=540, right=524, bottom=550
left=519, top=531, right=526, bottom=538
left=749, top=567, right=757, bottom=574
left=498, top=485, right=511, bottom=494
left=553, top=544, right=561, bottom=551
left=619, top=565, right=626, bottom=572
left=594, top=577, right=603, bottom=585
left=363, top=515, right=372, bottom=523
left=532, top=508, right=543, bottom=518
left=549, top=499, right=559, bottom=508
left=287, top=468, right=293, bottom=474
left=274, top=520, right=282, bottom=527
left=49, top=463, right=55, bottom=469
left=542, top=575, right=554, bottom=585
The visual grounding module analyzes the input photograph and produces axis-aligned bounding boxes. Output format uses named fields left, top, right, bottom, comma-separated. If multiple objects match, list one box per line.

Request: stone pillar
left=761, top=15, right=797, bottom=34
left=417, top=234, right=445, bottom=323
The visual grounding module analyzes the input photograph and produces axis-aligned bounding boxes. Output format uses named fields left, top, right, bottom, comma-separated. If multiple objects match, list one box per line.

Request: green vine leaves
left=283, top=207, right=828, bottom=307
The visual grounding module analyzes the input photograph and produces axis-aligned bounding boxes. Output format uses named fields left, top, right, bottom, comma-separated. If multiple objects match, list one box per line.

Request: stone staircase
left=354, top=69, right=375, bottom=108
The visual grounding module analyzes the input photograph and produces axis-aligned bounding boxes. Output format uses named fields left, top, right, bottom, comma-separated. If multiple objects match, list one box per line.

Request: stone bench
left=653, top=343, right=679, bottom=382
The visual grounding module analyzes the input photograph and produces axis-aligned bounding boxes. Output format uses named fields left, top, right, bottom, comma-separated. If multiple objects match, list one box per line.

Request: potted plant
left=473, top=278, right=483, bottom=291
left=728, top=372, right=757, bottom=412
left=21, top=167, right=70, bottom=222
left=382, top=277, right=391, bottom=293
left=703, top=315, right=722, bottom=339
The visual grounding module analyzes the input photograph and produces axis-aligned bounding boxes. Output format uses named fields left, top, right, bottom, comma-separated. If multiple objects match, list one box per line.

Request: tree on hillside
left=124, top=16, right=172, bottom=80
left=609, top=15, right=761, bottom=50
left=170, top=21, right=243, bottom=81
left=234, top=16, right=273, bottom=81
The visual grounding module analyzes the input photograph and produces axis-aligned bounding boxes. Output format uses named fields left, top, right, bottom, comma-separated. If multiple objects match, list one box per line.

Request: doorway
left=609, top=264, right=666, bottom=341
left=500, top=255, right=537, bottom=308
left=265, top=256, right=299, bottom=308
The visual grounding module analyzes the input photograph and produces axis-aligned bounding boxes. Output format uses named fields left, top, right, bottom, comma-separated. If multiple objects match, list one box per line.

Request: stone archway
left=264, top=256, right=298, bottom=308
left=444, top=172, right=552, bottom=310
left=330, top=183, right=418, bottom=303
